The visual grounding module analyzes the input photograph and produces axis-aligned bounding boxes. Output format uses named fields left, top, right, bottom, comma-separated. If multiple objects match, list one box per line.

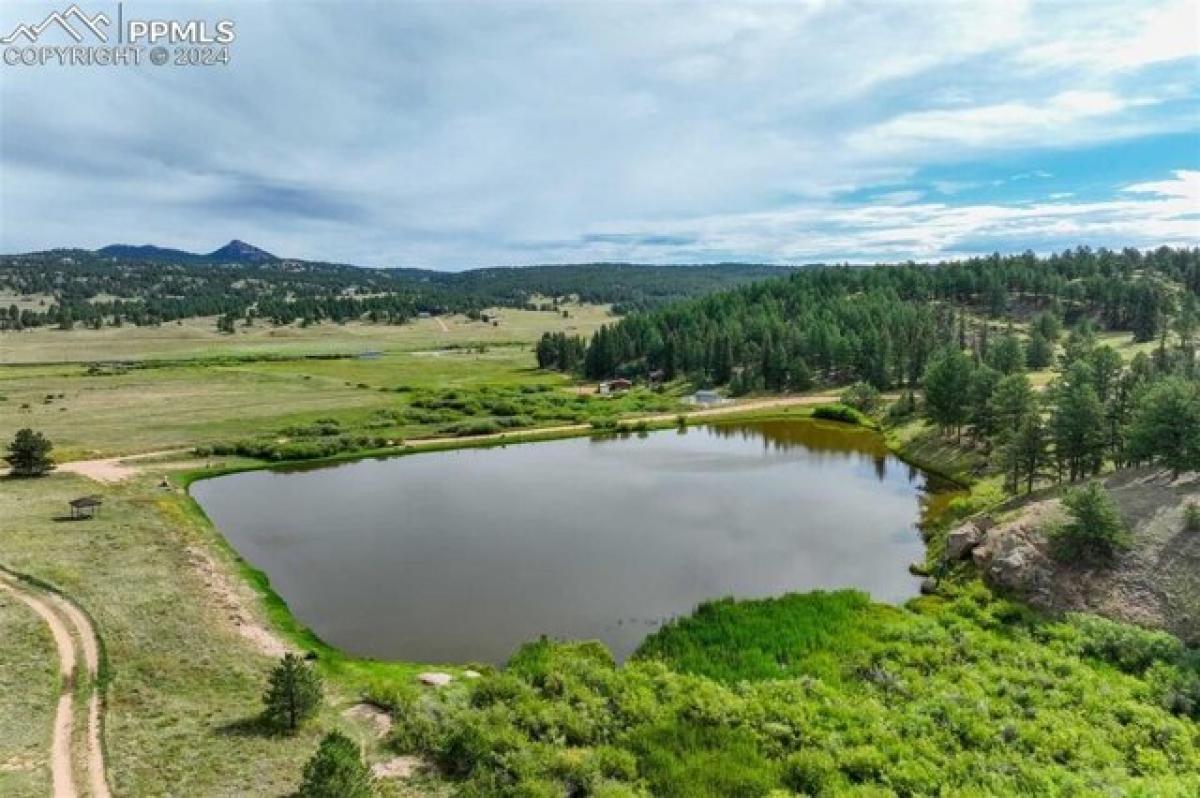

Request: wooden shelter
left=68, top=496, right=102, bottom=519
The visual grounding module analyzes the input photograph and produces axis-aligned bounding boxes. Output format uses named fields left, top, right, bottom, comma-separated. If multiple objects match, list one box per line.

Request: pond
left=191, top=420, right=954, bottom=664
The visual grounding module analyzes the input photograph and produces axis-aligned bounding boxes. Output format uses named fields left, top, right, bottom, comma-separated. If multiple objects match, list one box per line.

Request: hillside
left=0, top=247, right=797, bottom=331
left=961, top=467, right=1200, bottom=643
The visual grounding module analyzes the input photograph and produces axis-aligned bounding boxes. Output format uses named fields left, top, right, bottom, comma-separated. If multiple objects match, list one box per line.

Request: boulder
left=919, top=577, right=939, bottom=595
left=945, top=522, right=984, bottom=561
left=417, top=671, right=453, bottom=687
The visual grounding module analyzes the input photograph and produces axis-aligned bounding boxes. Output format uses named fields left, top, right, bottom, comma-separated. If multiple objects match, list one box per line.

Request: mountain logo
left=0, top=5, right=110, bottom=45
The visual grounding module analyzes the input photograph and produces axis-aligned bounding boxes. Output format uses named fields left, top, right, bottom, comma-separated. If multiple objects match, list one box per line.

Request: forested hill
left=0, top=248, right=796, bottom=330
left=546, top=246, right=1199, bottom=390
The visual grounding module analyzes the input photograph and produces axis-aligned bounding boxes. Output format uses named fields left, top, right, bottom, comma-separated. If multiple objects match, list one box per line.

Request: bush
left=811, top=403, right=865, bottom=426
left=1184, top=502, right=1200, bottom=534
left=840, top=382, right=882, bottom=415
left=1050, top=481, right=1130, bottom=563
left=298, top=730, right=374, bottom=797
left=782, top=749, right=840, bottom=794
left=1058, top=613, right=1183, bottom=674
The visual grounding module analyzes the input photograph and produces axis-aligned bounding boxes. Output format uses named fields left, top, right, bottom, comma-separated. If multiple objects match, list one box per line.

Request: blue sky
left=0, top=0, right=1197, bottom=269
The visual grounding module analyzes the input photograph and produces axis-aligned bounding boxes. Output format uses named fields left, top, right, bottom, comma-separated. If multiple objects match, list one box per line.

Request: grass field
left=0, top=307, right=619, bottom=460
left=0, top=305, right=612, bottom=364
left=0, top=585, right=56, bottom=797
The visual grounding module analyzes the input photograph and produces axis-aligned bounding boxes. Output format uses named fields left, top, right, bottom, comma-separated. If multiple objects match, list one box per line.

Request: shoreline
left=178, top=408, right=972, bottom=683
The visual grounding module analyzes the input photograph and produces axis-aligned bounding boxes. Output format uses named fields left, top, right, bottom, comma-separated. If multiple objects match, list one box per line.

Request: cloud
left=0, top=1, right=1195, bottom=267
left=542, top=170, right=1200, bottom=263
left=1017, top=0, right=1199, bottom=72
left=850, top=91, right=1136, bottom=155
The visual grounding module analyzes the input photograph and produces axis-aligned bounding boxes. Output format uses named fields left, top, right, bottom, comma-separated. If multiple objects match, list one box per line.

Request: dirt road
left=0, top=572, right=109, bottom=798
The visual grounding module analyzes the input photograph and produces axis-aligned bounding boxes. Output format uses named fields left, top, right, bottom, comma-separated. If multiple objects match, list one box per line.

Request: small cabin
left=690, top=389, right=723, bottom=406
left=68, top=496, right=103, bottom=519
left=598, top=378, right=632, bottom=396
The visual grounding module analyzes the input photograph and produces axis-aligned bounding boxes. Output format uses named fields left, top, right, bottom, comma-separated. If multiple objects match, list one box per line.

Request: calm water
left=192, top=421, right=950, bottom=664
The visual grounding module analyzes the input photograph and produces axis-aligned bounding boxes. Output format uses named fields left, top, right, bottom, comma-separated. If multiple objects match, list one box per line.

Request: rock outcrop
left=967, top=469, right=1200, bottom=643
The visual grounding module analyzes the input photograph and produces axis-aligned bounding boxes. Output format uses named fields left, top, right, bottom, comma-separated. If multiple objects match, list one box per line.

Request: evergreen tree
left=1127, top=378, right=1200, bottom=473
left=262, top=653, right=322, bottom=732
left=1025, top=331, right=1054, bottom=369
left=1051, top=481, right=1130, bottom=563
left=991, top=373, right=1036, bottom=440
left=1049, top=365, right=1106, bottom=481
left=1000, top=414, right=1047, bottom=493
left=298, top=731, right=374, bottom=798
left=987, top=333, right=1024, bottom=375
left=923, top=347, right=975, bottom=437
left=4, top=428, right=55, bottom=477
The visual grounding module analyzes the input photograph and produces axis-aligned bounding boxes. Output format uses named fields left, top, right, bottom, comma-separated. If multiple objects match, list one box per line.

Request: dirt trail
left=0, top=573, right=109, bottom=798
left=46, top=593, right=110, bottom=798
left=57, top=448, right=190, bottom=484
left=435, top=315, right=450, bottom=333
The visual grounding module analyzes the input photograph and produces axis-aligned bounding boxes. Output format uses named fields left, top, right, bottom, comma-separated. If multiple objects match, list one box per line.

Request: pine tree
left=1128, top=378, right=1200, bottom=473
left=4, top=428, right=55, bottom=477
left=1025, top=331, right=1054, bottom=369
left=923, top=347, right=975, bottom=438
left=262, top=653, right=322, bottom=732
left=1049, top=365, right=1106, bottom=481
left=1051, top=481, right=1130, bottom=563
left=298, top=731, right=374, bottom=798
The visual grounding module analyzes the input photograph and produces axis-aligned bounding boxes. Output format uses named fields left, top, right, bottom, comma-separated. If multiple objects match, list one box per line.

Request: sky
left=0, top=0, right=1197, bottom=269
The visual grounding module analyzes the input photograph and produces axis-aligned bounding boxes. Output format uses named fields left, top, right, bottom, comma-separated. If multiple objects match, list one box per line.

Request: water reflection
left=193, top=420, right=957, bottom=664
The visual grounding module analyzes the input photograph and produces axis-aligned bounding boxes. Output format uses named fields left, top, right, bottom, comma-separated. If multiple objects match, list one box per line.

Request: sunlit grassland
left=0, top=584, right=57, bottom=798
left=0, top=304, right=613, bottom=364
left=0, top=471, right=367, bottom=794
left=0, top=304, right=622, bottom=460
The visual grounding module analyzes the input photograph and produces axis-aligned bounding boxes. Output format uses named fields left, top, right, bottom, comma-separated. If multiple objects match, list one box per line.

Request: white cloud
left=551, top=170, right=1200, bottom=263
left=850, top=91, right=1134, bottom=155
left=1018, top=0, right=1199, bottom=72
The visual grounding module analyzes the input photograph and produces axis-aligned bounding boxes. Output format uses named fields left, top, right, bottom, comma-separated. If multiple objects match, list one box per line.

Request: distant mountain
left=97, top=240, right=277, bottom=265
left=207, top=239, right=276, bottom=263
left=97, top=243, right=201, bottom=263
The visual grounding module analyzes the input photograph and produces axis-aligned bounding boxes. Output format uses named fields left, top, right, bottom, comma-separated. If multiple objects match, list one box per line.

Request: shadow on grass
left=214, top=715, right=285, bottom=739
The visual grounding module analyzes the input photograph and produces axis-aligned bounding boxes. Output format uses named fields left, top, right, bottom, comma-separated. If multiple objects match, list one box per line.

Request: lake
left=192, top=420, right=952, bottom=664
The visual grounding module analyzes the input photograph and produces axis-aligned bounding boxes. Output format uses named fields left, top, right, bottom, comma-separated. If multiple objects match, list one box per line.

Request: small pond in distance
left=192, top=420, right=954, bottom=664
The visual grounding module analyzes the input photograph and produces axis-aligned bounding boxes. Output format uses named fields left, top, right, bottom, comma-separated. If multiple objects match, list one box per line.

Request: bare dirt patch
left=372, top=755, right=426, bottom=780
left=343, top=702, right=393, bottom=738
left=184, top=546, right=290, bottom=658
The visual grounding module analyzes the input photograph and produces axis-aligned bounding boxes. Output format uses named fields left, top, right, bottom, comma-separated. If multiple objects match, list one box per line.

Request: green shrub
left=811, top=403, right=865, bottom=426
left=1056, top=613, right=1183, bottom=673
left=1050, top=481, right=1131, bottom=563
left=628, top=722, right=779, bottom=798
left=298, top=730, right=374, bottom=798
left=1184, top=502, right=1200, bottom=534
left=840, top=382, right=883, bottom=415
left=782, top=749, right=840, bottom=794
